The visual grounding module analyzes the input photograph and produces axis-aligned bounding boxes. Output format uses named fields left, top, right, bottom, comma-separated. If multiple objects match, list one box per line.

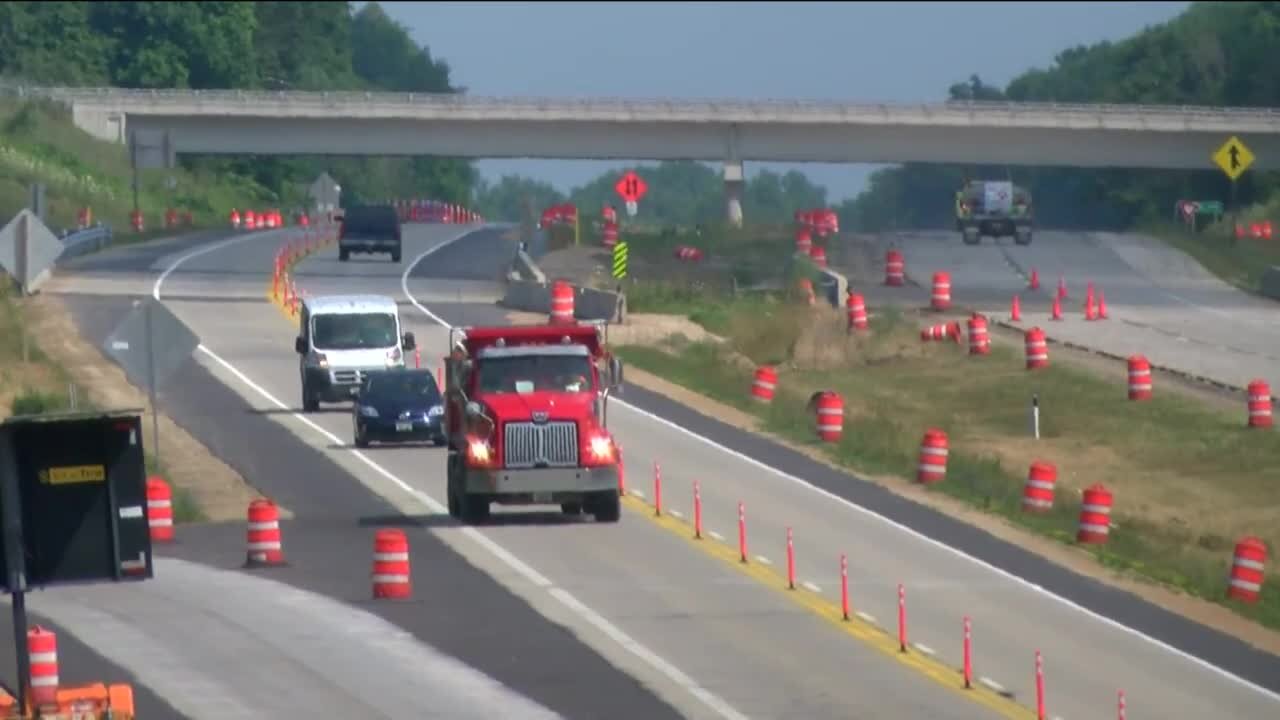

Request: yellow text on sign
left=1212, top=136, right=1255, bottom=181
left=39, top=464, right=106, bottom=485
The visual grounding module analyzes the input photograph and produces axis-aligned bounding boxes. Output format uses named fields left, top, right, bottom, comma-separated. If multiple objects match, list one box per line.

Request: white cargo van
left=294, top=294, right=416, bottom=412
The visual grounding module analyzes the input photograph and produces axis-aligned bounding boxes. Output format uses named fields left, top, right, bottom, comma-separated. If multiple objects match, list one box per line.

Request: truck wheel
left=1015, top=228, right=1033, bottom=246
left=302, top=378, right=319, bottom=413
left=339, top=248, right=349, bottom=262
left=590, top=490, right=621, bottom=523
left=461, top=493, right=491, bottom=524
left=561, top=501, right=583, bottom=515
left=962, top=228, right=980, bottom=245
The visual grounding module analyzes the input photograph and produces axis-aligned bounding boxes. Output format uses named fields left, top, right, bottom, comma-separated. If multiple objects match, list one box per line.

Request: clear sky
left=379, top=1, right=1190, bottom=201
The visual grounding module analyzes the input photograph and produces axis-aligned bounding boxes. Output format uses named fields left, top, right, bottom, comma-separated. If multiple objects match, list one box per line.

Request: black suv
left=338, top=205, right=402, bottom=262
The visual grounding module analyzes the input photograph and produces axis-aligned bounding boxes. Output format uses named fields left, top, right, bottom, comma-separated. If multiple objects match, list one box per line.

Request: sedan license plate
left=532, top=492, right=554, bottom=504
left=395, top=421, right=413, bottom=432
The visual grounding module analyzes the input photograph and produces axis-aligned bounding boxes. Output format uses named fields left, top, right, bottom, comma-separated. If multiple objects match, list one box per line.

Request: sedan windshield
left=363, top=372, right=441, bottom=402
left=477, top=355, right=593, bottom=394
left=312, top=313, right=397, bottom=350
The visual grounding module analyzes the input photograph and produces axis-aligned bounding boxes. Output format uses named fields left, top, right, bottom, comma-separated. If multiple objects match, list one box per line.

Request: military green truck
left=954, top=180, right=1033, bottom=245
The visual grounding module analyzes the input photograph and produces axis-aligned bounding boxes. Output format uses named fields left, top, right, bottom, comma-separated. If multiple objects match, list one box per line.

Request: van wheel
left=339, top=248, right=349, bottom=262
left=390, top=250, right=402, bottom=263
left=302, top=379, right=319, bottom=412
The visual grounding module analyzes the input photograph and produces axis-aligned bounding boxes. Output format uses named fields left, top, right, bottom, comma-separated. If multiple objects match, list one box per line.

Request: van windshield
left=312, top=313, right=397, bottom=350
left=476, top=355, right=594, bottom=394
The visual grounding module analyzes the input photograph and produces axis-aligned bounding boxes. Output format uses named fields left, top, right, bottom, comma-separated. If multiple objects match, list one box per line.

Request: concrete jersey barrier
left=500, top=279, right=623, bottom=322
left=1261, top=265, right=1280, bottom=301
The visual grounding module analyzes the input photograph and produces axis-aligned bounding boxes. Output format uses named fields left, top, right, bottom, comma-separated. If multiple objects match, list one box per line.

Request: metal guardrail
left=55, top=223, right=113, bottom=265
left=5, top=84, right=1280, bottom=121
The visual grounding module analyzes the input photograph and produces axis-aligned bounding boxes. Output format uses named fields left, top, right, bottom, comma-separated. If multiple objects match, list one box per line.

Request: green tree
left=0, top=3, right=110, bottom=85
left=88, top=2, right=258, bottom=89
left=475, top=175, right=567, bottom=222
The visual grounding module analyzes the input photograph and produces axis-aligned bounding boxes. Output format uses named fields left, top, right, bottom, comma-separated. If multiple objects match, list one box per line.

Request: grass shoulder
left=616, top=283, right=1280, bottom=634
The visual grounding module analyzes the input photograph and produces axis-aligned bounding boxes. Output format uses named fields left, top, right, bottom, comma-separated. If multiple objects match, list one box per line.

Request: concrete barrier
left=499, top=279, right=623, bottom=322
left=815, top=267, right=848, bottom=309
left=1261, top=266, right=1280, bottom=301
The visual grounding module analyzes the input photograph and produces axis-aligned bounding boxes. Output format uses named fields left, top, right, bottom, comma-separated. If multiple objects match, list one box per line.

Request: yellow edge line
left=262, top=229, right=1031, bottom=717
left=620, top=494, right=1036, bottom=719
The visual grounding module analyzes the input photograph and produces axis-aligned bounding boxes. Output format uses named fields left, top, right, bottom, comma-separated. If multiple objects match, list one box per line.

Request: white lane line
left=156, top=230, right=750, bottom=720
left=978, top=677, right=1006, bottom=694
left=707, top=530, right=725, bottom=542
left=855, top=611, right=877, bottom=625
left=911, top=643, right=936, bottom=657
left=801, top=581, right=822, bottom=594
left=754, top=555, right=772, bottom=566
left=402, top=233, right=1280, bottom=706
left=668, top=509, right=684, bottom=519
left=629, top=489, right=646, bottom=500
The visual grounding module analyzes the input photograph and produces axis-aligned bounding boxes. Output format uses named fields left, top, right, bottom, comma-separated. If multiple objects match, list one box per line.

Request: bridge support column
left=724, top=161, right=744, bottom=228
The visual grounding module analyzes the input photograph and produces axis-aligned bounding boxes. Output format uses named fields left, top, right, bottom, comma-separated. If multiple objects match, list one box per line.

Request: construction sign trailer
left=443, top=322, right=624, bottom=524
left=954, top=180, right=1034, bottom=246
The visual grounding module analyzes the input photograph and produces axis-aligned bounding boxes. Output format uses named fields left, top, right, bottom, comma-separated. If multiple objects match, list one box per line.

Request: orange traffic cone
left=1057, top=274, right=1068, bottom=300
left=1028, top=269, right=1040, bottom=290
left=1098, top=290, right=1109, bottom=319
left=1051, top=296, right=1063, bottom=321
left=1084, top=296, right=1097, bottom=321
left=1010, top=295, right=1022, bottom=321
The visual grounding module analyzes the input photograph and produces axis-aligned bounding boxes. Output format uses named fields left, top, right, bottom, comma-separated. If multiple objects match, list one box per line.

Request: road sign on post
left=612, top=241, right=629, bottom=280
left=615, top=171, right=648, bottom=204
left=625, top=200, right=638, bottom=217
left=0, top=209, right=65, bottom=295
left=1212, top=136, right=1256, bottom=243
left=1213, top=136, right=1254, bottom=181
left=102, top=298, right=200, bottom=465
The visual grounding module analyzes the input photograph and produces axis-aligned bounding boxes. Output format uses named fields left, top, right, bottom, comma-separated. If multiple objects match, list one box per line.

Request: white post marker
left=1030, top=394, right=1041, bottom=440
left=625, top=200, right=638, bottom=217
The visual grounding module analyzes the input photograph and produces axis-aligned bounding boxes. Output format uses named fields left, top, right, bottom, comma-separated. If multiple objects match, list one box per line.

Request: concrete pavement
left=844, top=230, right=1280, bottom=391
left=402, top=226, right=1280, bottom=720
left=43, top=229, right=676, bottom=719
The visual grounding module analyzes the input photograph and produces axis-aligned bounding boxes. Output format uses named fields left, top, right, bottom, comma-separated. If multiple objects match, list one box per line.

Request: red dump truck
left=443, top=321, right=624, bottom=524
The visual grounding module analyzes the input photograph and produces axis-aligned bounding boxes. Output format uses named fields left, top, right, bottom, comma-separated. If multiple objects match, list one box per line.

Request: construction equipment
left=1, top=681, right=136, bottom=719
left=955, top=179, right=1033, bottom=246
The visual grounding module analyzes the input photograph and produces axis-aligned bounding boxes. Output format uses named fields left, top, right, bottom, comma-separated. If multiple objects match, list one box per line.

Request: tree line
left=475, top=161, right=829, bottom=226
left=838, top=1, right=1280, bottom=232
left=0, top=1, right=474, bottom=207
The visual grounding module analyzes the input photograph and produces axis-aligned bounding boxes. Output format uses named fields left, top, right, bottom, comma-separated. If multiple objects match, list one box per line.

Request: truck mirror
left=610, top=357, right=624, bottom=388
left=402, top=331, right=416, bottom=351
left=465, top=400, right=483, bottom=417
left=295, top=336, right=306, bottom=354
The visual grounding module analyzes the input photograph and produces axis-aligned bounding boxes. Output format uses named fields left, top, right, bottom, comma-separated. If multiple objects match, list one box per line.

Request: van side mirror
left=402, top=332, right=416, bottom=351
left=295, top=336, right=306, bottom=354
left=609, top=357, right=624, bottom=389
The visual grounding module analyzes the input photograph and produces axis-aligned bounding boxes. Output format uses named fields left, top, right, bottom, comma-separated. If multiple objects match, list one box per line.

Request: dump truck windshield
left=477, top=354, right=594, bottom=394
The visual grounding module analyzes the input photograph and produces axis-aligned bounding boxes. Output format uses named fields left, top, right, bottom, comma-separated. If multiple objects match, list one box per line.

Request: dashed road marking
left=708, top=530, right=725, bottom=542
left=912, top=643, right=936, bottom=657
left=801, top=581, right=822, bottom=593
left=754, top=555, right=772, bottom=566
left=855, top=611, right=877, bottom=625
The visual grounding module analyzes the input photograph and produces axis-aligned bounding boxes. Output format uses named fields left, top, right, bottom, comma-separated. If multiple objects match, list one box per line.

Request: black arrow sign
left=1229, top=144, right=1241, bottom=170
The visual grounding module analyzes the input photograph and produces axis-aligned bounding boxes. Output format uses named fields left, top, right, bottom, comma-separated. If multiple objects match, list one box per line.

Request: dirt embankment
left=21, top=294, right=265, bottom=522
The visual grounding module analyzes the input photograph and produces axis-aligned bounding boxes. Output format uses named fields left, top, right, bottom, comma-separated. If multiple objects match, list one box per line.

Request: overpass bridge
left=10, top=85, right=1280, bottom=221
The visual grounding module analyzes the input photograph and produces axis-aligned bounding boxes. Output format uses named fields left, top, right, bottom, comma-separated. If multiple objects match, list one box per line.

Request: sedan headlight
left=359, top=405, right=379, bottom=418
left=428, top=405, right=444, bottom=417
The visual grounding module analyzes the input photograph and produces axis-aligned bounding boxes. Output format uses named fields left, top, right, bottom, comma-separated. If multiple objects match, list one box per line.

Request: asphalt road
left=140, top=223, right=1004, bottom=720
left=396, top=226, right=1280, bottom=720
left=40, top=228, right=673, bottom=720
left=846, top=229, right=1280, bottom=390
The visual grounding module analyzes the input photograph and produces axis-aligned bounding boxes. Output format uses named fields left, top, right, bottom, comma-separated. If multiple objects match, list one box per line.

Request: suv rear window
left=341, top=206, right=399, bottom=235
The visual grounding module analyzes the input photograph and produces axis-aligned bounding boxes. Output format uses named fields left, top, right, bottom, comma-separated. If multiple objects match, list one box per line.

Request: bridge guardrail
left=4, top=84, right=1280, bottom=121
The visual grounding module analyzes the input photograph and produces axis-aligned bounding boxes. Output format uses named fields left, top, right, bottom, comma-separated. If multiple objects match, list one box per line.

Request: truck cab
left=955, top=180, right=1033, bottom=246
left=443, top=322, right=624, bottom=524
left=294, top=294, right=416, bottom=412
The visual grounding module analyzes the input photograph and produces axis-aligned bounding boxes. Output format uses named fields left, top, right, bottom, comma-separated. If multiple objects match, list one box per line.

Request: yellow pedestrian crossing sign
left=1213, top=136, right=1255, bottom=181
left=611, top=241, right=628, bottom=279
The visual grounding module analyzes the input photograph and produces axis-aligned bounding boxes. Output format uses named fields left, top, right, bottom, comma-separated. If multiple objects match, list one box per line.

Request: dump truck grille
left=503, top=421, right=578, bottom=468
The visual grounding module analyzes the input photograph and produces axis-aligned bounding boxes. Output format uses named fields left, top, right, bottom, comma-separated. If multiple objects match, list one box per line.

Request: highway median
left=569, top=231, right=1280, bottom=641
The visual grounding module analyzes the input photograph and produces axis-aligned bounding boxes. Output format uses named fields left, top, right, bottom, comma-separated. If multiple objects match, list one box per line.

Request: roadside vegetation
left=0, top=281, right=202, bottom=522
left=616, top=267, right=1280, bottom=631
left=1140, top=218, right=1280, bottom=296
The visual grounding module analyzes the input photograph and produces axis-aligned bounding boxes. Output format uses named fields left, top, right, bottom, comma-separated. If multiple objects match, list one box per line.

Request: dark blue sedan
left=352, top=368, right=446, bottom=448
